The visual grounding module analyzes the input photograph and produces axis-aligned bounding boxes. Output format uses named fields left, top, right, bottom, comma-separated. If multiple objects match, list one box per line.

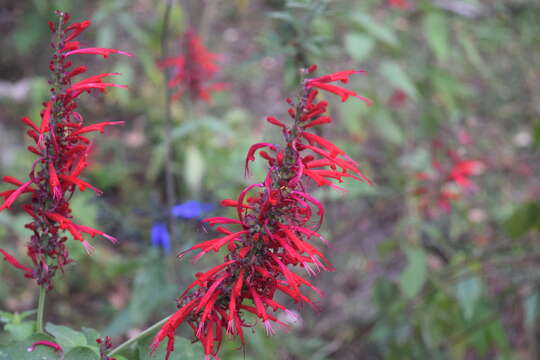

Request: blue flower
left=151, top=222, right=171, bottom=253
left=171, top=200, right=215, bottom=219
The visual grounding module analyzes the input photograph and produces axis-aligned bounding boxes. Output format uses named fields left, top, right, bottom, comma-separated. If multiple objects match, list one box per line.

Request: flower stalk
left=36, top=286, right=46, bottom=334
left=107, top=315, right=171, bottom=357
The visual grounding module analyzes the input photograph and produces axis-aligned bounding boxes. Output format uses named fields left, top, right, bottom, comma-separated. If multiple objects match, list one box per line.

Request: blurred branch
left=161, top=0, right=177, bottom=239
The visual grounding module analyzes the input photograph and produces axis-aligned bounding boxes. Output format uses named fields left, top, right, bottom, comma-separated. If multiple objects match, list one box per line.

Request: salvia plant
left=150, top=65, right=372, bottom=359
left=158, top=29, right=227, bottom=103
left=0, top=10, right=131, bottom=327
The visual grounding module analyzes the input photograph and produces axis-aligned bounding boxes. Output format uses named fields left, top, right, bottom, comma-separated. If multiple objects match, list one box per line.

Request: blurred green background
left=1, top=0, right=540, bottom=359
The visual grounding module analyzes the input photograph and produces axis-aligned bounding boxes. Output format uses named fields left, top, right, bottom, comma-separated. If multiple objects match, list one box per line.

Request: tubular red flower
left=64, top=47, right=133, bottom=58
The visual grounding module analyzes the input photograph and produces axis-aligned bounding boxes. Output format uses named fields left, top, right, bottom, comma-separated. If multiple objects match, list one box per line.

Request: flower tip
left=264, top=320, right=275, bottom=336
left=119, top=50, right=134, bottom=57
left=82, top=240, right=95, bottom=255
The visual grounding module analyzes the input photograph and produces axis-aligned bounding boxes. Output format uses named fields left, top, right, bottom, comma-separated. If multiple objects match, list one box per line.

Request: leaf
left=1, top=334, right=58, bottom=360
left=503, top=202, right=540, bottom=239
left=81, top=327, right=101, bottom=347
left=344, top=33, right=375, bottom=63
left=380, top=61, right=418, bottom=101
left=372, top=109, right=404, bottom=145
left=351, top=14, right=399, bottom=47
left=4, top=322, right=34, bottom=341
left=184, top=145, right=206, bottom=194
left=268, top=11, right=296, bottom=24
left=64, top=346, right=99, bottom=360
left=399, top=246, right=427, bottom=298
left=0, top=311, right=14, bottom=323
left=137, top=335, right=203, bottom=360
left=456, top=276, right=482, bottom=320
left=423, top=12, right=449, bottom=61
left=45, top=323, right=88, bottom=351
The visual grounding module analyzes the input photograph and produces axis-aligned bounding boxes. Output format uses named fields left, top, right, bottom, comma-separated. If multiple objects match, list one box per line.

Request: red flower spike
left=415, top=140, right=484, bottom=217
left=153, top=65, right=371, bottom=359
left=0, top=12, right=130, bottom=290
left=159, top=29, right=225, bottom=103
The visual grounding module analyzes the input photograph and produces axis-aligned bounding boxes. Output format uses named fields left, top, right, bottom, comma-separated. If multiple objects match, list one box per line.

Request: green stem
left=36, top=286, right=46, bottom=333
left=108, top=316, right=171, bottom=357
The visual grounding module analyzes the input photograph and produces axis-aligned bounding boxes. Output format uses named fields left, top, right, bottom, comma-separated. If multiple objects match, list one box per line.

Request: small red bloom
left=27, top=341, right=64, bottom=357
left=415, top=141, right=484, bottom=217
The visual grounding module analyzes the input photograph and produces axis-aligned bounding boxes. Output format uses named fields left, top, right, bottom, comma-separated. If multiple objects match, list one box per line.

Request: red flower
left=0, top=11, right=131, bottom=290
left=158, top=29, right=226, bottom=103
left=152, top=66, right=371, bottom=359
left=388, top=0, right=411, bottom=9
left=415, top=143, right=484, bottom=217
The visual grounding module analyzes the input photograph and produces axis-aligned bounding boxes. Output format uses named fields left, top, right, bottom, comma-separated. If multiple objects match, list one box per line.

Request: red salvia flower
left=415, top=141, right=484, bottom=217
left=0, top=11, right=131, bottom=290
left=151, top=65, right=372, bottom=359
left=158, top=29, right=226, bottom=102
left=388, top=0, right=411, bottom=9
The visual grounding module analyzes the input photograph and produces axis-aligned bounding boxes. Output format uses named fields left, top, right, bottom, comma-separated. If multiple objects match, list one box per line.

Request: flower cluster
left=158, top=29, right=226, bottom=103
left=415, top=141, right=484, bottom=216
left=0, top=11, right=131, bottom=290
left=151, top=65, right=371, bottom=359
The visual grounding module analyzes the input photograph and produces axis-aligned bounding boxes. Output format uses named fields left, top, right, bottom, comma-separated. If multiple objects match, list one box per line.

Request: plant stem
left=107, top=316, right=171, bottom=357
left=161, top=0, right=177, bottom=241
left=36, top=286, right=46, bottom=333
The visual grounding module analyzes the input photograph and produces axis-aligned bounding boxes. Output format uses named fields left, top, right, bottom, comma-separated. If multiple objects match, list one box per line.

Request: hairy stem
left=36, top=286, right=46, bottom=333
left=107, top=315, right=171, bottom=356
left=161, top=0, right=177, bottom=240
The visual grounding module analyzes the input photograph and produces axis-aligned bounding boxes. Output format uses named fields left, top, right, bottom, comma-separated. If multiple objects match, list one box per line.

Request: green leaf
left=372, top=109, right=404, bottom=145
left=81, top=327, right=101, bottom=347
left=45, top=323, right=88, bottom=351
left=423, top=12, right=449, bottom=61
left=0, top=311, right=14, bottom=323
left=64, top=347, right=99, bottom=360
left=399, top=246, right=427, bottom=298
left=137, top=335, right=203, bottom=360
left=268, top=11, right=296, bottom=23
left=1, top=334, right=58, bottom=360
left=344, top=33, right=375, bottom=63
left=351, top=14, right=399, bottom=47
left=503, top=202, right=540, bottom=239
left=380, top=61, right=418, bottom=101
left=184, top=145, right=206, bottom=194
left=4, top=322, right=34, bottom=341
left=456, top=276, right=482, bottom=320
